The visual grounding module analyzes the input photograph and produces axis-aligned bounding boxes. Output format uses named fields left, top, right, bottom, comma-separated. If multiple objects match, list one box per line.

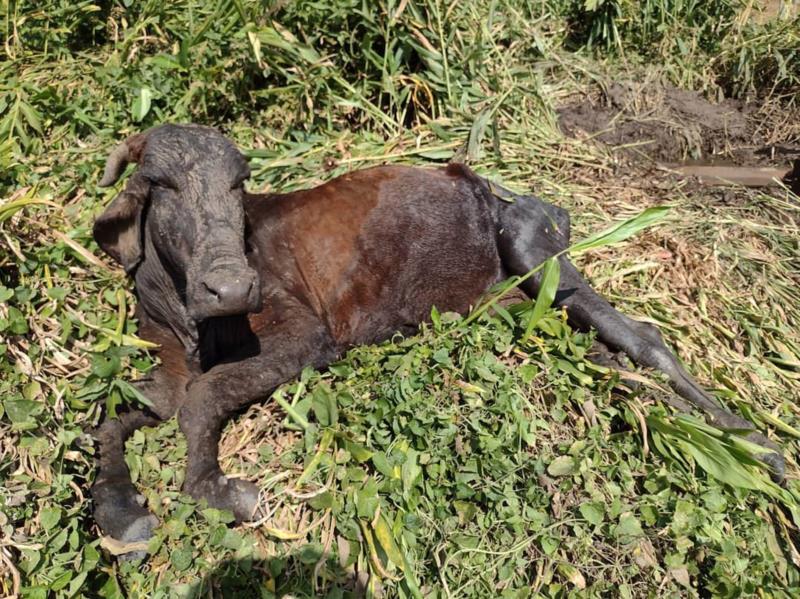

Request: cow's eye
left=148, top=175, right=176, bottom=190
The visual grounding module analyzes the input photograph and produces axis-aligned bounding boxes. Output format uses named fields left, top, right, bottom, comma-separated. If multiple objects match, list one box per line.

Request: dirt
left=557, top=81, right=800, bottom=169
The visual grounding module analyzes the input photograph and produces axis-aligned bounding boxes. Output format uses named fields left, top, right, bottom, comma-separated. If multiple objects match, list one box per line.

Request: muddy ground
left=558, top=81, right=800, bottom=189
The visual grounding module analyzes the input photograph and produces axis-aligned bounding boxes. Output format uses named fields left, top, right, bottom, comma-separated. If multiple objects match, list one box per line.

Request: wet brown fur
left=246, top=164, right=501, bottom=345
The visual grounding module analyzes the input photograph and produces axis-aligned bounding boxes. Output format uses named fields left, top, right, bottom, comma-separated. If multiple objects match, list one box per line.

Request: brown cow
left=91, top=124, right=783, bottom=557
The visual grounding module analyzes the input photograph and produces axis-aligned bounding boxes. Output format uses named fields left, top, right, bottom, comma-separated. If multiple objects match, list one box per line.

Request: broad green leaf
left=555, top=358, right=593, bottom=386
left=417, top=149, right=454, bottom=160
left=344, top=439, right=374, bottom=462
left=311, top=385, right=338, bottom=427
left=91, top=354, right=120, bottom=379
left=614, top=513, right=644, bottom=542
left=18, top=100, right=42, bottom=133
left=220, top=529, right=242, bottom=550
left=39, top=506, right=61, bottom=532
left=170, top=548, right=192, bottom=571
left=569, top=207, right=670, bottom=255
left=0, top=194, right=54, bottom=224
left=4, top=399, right=43, bottom=425
left=401, top=448, right=421, bottom=495
left=540, top=535, right=559, bottom=555
left=355, top=478, right=379, bottom=519
left=454, top=500, right=478, bottom=524
left=115, top=379, right=154, bottom=408
left=372, top=452, right=398, bottom=479
left=132, top=87, right=153, bottom=122
left=467, top=108, right=492, bottom=160
left=579, top=501, right=605, bottom=525
left=523, top=256, right=560, bottom=339
left=547, top=455, right=576, bottom=477
left=309, top=491, right=334, bottom=510
left=372, top=514, right=405, bottom=572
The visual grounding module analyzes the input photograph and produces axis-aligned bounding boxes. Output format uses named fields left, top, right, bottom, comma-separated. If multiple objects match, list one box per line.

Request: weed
left=2, top=1, right=800, bottom=597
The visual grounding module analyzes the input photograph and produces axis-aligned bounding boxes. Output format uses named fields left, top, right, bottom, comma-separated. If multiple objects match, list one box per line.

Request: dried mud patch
left=558, top=81, right=800, bottom=167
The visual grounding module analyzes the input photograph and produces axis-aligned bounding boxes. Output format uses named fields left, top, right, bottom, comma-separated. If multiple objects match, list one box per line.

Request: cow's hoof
left=185, top=475, right=260, bottom=522
left=588, top=340, right=628, bottom=370
left=117, top=513, right=159, bottom=562
left=587, top=341, right=641, bottom=391
left=226, top=478, right=260, bottom=522
left=759, top=450, right=786, bottom=484
left=744, top=432, right=786, bottom=484
left=92, top=481, right=158, bottom=560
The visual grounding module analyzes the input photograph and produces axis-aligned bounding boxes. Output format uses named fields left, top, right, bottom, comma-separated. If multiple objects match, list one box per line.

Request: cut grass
left=2, top=1, right=800, bottom=598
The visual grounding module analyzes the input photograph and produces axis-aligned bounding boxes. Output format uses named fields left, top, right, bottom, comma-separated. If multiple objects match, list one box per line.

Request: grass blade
left=522, top=255, right=560, bottom=340
left=569, top=206, right=671, bottom=255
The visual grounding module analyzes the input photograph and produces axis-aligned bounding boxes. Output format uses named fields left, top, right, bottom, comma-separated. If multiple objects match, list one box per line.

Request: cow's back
left=244, top=165, right=502, bottom=346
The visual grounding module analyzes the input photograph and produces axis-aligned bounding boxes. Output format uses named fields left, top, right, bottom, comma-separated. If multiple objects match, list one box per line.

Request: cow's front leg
left=91, top=365, right=186, bottom=557
left=178, top=319, right=336, bottom=521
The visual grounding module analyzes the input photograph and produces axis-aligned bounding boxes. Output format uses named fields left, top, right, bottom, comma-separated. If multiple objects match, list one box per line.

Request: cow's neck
left=134, top=226, right=199, bottom=363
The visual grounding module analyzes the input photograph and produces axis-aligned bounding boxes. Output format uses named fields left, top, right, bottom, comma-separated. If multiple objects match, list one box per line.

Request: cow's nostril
left=202, top=280, right=221, bottom=301
left=202, top=274, right=254, bottom=306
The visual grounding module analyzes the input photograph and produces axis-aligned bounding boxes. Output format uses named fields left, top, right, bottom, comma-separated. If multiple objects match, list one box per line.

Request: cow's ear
left=93, top=173, right=150, bottom=273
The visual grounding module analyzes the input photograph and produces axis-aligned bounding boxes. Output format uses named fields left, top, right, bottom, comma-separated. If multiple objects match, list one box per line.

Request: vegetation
left=1, top=0, right=799, bottom=597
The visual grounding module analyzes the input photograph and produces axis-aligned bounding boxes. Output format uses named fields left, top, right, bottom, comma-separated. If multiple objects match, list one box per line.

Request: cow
left=90, top=124, right=783, bottom=555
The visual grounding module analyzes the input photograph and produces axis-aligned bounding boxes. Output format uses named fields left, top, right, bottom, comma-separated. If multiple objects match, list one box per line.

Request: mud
left=558, top=81, right=800, bottom=168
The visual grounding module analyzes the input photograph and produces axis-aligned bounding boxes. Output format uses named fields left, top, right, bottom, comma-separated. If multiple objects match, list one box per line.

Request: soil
left=557, top=81, right=800, bottom=169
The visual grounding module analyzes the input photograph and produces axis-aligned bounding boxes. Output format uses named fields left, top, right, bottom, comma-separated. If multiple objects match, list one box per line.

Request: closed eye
left=147, top=176, right=177, bottom=190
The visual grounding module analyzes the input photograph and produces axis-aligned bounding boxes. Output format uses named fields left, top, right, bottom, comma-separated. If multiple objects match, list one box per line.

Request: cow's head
left=94, top=124, right=262, bottom=321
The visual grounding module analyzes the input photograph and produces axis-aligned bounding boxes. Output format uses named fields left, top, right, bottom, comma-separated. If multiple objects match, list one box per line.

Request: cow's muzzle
left=190, top=265, right=262, bottom=320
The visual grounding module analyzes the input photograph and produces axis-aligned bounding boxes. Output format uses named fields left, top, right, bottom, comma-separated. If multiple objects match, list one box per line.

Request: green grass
left=2, top=1, right=800, bottom=597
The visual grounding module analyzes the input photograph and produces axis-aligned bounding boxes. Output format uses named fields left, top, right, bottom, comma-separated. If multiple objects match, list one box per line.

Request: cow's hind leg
left=549, top=262, right=783, bottom=479
left=497, top=196, right=785, bottom=480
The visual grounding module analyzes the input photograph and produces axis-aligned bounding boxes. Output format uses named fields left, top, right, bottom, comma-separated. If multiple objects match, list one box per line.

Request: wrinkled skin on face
left=94, top=124, right=262, bottom=353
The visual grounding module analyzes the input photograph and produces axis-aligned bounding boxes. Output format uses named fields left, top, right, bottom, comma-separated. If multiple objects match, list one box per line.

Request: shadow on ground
left=185, top=553, right=375, bottom=599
